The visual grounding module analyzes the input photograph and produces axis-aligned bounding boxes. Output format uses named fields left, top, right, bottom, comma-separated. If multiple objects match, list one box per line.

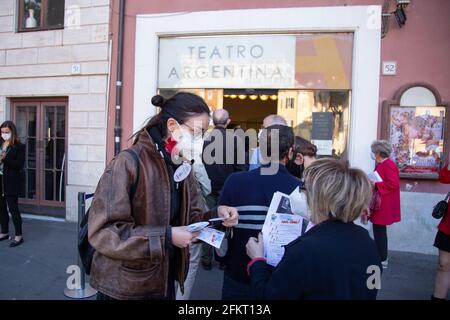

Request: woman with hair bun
left=88, top=92, right=239, bottom=300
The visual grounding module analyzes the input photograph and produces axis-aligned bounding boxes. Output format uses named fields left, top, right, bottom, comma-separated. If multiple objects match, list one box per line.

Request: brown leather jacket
left=88, top=129, right=212, bottom=300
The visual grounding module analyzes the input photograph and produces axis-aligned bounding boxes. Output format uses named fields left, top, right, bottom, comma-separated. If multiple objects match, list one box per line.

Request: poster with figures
left=390, top=106, right=445, bottom=174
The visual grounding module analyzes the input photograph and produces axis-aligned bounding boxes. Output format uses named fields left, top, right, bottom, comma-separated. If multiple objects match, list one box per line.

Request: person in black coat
left=246, top=158, right=382, bottom=300
left=201, top=109, right=246, bottom=270
left=0, top=121, right=25, bottom=247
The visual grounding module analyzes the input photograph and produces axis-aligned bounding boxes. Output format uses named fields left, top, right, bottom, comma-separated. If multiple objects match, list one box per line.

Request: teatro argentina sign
left=157, top=35, right=297, bottom=89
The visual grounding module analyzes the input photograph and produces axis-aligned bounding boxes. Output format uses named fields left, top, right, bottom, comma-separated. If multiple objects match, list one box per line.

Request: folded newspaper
left=262, top=191, right=313, bottom=267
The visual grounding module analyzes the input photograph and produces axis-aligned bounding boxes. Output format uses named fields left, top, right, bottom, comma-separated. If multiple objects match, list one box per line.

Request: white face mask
left=174, top=123, right=197, bottom=161
left=1, top=133, right=11, bottom=141
left=371, top=152, right=376, bottom=160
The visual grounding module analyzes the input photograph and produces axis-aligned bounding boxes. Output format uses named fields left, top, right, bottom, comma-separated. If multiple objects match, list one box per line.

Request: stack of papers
left=262, top=192, right=313, bottom=267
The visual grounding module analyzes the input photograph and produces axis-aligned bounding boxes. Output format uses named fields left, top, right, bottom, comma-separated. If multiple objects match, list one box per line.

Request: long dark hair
left=0, top=121, right=20, bottom=146
left=133, top=92, right=210, bottom=143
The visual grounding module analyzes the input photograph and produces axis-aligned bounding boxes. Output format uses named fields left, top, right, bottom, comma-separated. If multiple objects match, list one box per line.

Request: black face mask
left=286, top=157, right=304, bottom=179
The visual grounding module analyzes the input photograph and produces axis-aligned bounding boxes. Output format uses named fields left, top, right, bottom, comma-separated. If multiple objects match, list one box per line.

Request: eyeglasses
left=181, top=122, right=206, bottom=139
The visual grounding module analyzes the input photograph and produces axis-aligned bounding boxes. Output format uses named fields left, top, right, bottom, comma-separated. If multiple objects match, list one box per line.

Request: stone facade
left=0, top=0, right=111, bottom=221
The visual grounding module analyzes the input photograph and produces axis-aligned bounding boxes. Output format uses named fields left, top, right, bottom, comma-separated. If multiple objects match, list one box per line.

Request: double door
left=12, top=100, right=67, bottom=216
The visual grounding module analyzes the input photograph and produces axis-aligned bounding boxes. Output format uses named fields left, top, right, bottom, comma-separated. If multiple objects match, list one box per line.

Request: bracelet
left=247, top=257, right=266, bottom=276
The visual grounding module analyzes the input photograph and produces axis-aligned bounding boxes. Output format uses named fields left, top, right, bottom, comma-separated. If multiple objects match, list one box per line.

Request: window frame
left=17, top=0, right=65, bottom=33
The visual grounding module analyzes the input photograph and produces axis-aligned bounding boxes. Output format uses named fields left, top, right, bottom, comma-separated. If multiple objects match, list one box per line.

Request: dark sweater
left=202, top=127, right=246, bottom=197
left=249, top=220, right=382, bottom=300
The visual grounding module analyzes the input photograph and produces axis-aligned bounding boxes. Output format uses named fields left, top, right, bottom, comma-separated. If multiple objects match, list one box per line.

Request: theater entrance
left=222, top=89, right=278, bottom=131
left=158, top=88, right=279, bottom=131
left=158, top=88, right=351, bottom=161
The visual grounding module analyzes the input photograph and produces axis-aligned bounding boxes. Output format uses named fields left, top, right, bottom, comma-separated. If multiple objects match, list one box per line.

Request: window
left=286, top=98, right=295, bottom=109
left=278, top=90, right=351, bottom=160
left=18, top=0, right=65, bottom=32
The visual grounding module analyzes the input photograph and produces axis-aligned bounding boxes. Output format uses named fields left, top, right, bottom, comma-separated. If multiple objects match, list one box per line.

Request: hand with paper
left=246, top=191, right=313, bottom=267
left=186, top=218, right=227, bottom=249
left=246, top=232, right=264, bottom=259
left=367, top=171, right=383, bottom=183
left=172, top=226, right=200, bottom=248
left=217, top=205, right=239, bottom=227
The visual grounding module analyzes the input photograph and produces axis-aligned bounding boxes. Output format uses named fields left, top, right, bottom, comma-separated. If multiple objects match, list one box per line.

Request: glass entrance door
left=13, top=100, right=67, bottom=216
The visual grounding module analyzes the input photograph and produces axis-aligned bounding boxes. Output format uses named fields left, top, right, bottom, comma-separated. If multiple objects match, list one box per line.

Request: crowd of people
left=0, top=91, right=446, bottom=300
left=83, top=91, right=449, bottom=300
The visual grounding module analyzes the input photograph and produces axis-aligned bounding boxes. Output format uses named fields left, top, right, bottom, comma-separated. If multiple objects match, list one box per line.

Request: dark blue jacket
left=249, top=220, right=382, bottom=300
left=218, top=164, right=299, bottom=283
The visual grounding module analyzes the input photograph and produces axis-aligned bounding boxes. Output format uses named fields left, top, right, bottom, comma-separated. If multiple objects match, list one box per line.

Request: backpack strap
left=123, top=148, right=140, bottom=208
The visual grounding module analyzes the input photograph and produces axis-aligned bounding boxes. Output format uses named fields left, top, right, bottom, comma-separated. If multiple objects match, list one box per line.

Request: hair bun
left=151, top=95, right=166, bottom=107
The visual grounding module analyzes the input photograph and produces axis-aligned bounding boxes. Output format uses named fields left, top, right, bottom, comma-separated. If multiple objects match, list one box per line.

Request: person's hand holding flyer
left=187, top=219, right=226, bottom=249
left=262, top=191, right=313, bottom=267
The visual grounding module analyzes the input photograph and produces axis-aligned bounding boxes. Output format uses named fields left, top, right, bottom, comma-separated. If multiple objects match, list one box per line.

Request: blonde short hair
left=303, top=158, right=372, bottom=224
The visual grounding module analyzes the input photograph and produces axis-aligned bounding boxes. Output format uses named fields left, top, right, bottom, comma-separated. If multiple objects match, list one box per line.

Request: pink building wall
left=107, top=0, right=450, bottom=193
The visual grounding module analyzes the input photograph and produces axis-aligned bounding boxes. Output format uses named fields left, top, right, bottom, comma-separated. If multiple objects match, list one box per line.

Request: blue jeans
left=221, top=272, right=252, bottom=300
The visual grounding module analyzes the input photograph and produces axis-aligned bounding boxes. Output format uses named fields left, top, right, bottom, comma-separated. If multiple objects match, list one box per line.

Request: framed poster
left=381, top=83, right=450, bottom=180
left=389, top=106, right=445, bottom=175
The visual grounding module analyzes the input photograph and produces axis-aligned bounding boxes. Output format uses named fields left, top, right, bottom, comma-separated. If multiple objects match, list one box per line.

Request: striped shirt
left=218, top=164, right=300, bottom=283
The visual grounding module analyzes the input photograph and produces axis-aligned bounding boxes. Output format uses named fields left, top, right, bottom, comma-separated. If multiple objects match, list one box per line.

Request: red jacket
left=371, top=159, right=401, bottom=225
left=438, top=166, right=450, bottom=235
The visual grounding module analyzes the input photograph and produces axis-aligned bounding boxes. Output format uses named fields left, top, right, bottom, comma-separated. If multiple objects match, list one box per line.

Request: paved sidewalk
left=0, top=217, right=448, bottom=300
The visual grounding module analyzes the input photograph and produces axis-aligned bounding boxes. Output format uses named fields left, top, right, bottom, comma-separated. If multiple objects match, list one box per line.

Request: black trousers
left=0, top=195, right=23, bottom=236
left=373, top=224, right=388, bottom=261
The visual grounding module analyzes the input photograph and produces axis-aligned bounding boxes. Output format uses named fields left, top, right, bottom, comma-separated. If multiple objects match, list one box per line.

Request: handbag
left=369, top=188, right=381, bottom=213
left=432, top=192, right=450, bottom=219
